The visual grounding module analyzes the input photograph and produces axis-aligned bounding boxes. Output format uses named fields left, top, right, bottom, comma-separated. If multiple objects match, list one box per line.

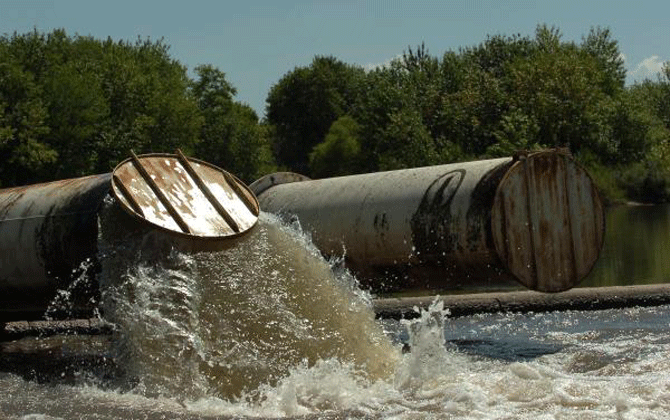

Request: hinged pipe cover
left=111, top=152, right=259, bottom=239
left=0, top=152, right=260, bottom=321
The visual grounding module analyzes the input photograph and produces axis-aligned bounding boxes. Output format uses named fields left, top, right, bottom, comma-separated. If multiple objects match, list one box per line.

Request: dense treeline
left=266, top=26, right=670, bottom=203
left=2, top=27, right=670, bottom=203
left=0, top=29, right=274, bottom=185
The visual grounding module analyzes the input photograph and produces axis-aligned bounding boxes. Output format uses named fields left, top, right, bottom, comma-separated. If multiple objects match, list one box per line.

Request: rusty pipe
left=0, top=174, right=112, bottom=319
left=251, top=150, right=605, bottom=293
left=0, top=153, right=259, bottom=321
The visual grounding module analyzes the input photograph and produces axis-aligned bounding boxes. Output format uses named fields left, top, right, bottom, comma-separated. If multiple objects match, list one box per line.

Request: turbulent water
left=2, top=204, right=670, bottom=419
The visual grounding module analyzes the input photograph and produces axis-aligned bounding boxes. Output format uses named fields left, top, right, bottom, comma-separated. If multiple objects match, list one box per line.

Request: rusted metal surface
left=249, top=172, right=312, bottom=196
left=176, top=149, right=241, bottom=233
left=0, top=152, right=260, bottom=321
left=491, top=151, right=605, bottom=292
left=0, top=174, right=112, bottom=317
left=252, top=150, right=605, bottom=293
left=112, top=153, right=259, bottom=238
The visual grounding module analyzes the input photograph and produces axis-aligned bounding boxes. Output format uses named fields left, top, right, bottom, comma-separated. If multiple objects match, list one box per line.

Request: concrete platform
left=374, top=283, right=670, bottom=319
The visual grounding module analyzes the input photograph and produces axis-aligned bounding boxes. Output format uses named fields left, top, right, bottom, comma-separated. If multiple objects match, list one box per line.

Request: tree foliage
left=0, top=29, right=273, bottom=187
left=309, top=115, right=361, bottom=178
left=0, top=47, right=54, bottom=186
left=266, top=24, right=670, bottom=203
left=3, top=26, right=670, bottom=204
left=265, top=56, right=365, bottom=173
left=191, top=65, right=274, bottom=183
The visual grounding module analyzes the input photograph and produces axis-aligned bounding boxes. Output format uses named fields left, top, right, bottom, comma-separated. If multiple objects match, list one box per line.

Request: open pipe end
left=112, top=153, right=259, bottom=240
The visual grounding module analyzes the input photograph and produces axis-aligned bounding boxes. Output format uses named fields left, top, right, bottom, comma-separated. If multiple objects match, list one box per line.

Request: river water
left=581, top=204, right=670, bottom=288
left=1, top=204, right=670, bottom=419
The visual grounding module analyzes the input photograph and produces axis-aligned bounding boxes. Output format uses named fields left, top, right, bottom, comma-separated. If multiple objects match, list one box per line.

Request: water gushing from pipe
left=97, top=199, right=399, bottom=400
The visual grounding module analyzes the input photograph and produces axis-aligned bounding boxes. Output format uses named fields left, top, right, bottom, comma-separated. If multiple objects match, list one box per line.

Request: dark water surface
left=580, top=204, right=670, bottom=287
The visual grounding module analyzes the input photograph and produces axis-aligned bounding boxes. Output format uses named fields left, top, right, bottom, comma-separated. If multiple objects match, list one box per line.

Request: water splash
left=96, top=202, right=399, bottom=401
left=44, top=258, right=98, bottom=321
left=5, top=199, right=670, bottom=418
left=394, top=298, right=452, bottom=392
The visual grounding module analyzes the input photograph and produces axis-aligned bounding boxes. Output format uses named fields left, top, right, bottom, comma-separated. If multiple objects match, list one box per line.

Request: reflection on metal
left=0, top=152, right=259, bottom=321
left=112, top=152, right=258, bottom=238
left=251, top=150, right=605, bottom=293
left=175, top=149, right=240, bottom=233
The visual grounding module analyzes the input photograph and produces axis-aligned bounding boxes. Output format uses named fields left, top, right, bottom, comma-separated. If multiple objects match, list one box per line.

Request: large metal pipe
left=0, top=174, right=112, bottom=319
left=250, top=150, right=605, bottom=293
left=0, top=153, right=259, bottom=321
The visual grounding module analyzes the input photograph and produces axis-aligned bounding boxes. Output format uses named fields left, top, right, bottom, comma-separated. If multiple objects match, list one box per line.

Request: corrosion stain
left=35, top=177, right=111, bottom=305
left=373, top=213, right=389, bottom=231
left=410, top=169, right=465, bottom=262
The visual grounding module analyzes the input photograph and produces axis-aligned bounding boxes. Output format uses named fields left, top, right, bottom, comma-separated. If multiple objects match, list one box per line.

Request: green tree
left=609, top=75, right=670, bottom=202
left=0, top=51, right=54, bottom=186
left=42, top=60, right=109, bottom=178
left=375, top=108, right=438, bottom=171
left=655, top=63, right=670, bottom=130
left=0, top=30, right=204, bottom=183
left=352, top=48, right=459, bottom=171
left=505, top=29, right=609, bottom=153
left=266, top=56, right=365, bottom=174
left=581, top=26, right=626, bottom=96
left=192, top=65, right=275, bottom=182
left=461, top=32, right=535, bottom=79
left=350, top=65, right=407, bottom=171
left=309, top=115, right=362, bottom=178
left=486, top=109, right=541, bottom=157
